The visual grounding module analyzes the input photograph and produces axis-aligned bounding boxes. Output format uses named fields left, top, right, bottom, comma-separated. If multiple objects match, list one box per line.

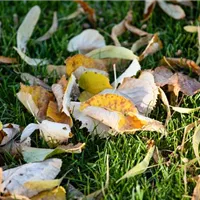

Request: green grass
left=1, top=1, right=200, bottom=199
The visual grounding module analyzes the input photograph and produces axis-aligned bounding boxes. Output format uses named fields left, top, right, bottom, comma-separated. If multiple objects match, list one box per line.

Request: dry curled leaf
left=160, top=57, right=200, bottom=76
left=36, top=12, right=58, bottom=42
left=139, top=34, right=163, bottom=61
left=68, top=29, right=105, bottom=54
left=0, top=56, right=17, bottom=64
left=192, top=176, right=200, bottom=200
left=75, top=0, right=96, bottom=26
left=143, top=0, right=156, bottom=22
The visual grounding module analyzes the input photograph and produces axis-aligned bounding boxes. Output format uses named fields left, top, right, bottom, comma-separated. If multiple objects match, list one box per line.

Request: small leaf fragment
left=193, top=124, right=200, bottom=165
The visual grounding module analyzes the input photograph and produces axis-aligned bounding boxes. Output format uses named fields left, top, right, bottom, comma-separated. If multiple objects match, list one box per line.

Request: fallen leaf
left=22, top=143, right=85, bottom=163
left=67, top=29, right=105, bottom=54
left=157, top=1, right=185, bottom=19
left=112, top=59, right=141, bottom=86
left=20, top=120, right=72, bottom=144
left=118, top=71, right=158, bottom=115
left=0, top=56, right=18, bottom=64
left=158, top=87, right=171, bottom=125
left=197, top=26, right=200, bottom=65
left=86, top=45, right=138, bottom=60
left=167, top=73, right=200, bottom=96
left=116, top=144, right=155, bottom=182
left=0, top=194, right=30, bottom=200
left=17, top=84, right=54, bottom=121
left=192, top=176, right=200, bottom=200
left=0, top=123, right=20, bottom=146
left=36, top=12, right=58, bottom=42
left=131, top=34, right=153, bottom=53
left=20, top=73, right=51, bottom=91
left=78, top=71, right=112, bottom=94
left=171, top=106, right=200, bottom=114
left=65, top=54, right=106, bottom=76
left=160, top=57, right=200, bottom=76
left=153, top=66, right=174, bottom=87
left=139, top=34, right=163, bottom=61
left=75, top=0, right=96, bottom=26
left=47, top=65, right=66, bottom=77
left=14, top=47, right=49, bottom=66
left=184, top=25, right=198, bottom=33
left=17, top=5, right=41, bottom=52
left=78, top=91, right=93, bottom=102
left=59, top=7, right=83, bottom=21
left=111, top=10, right=148, bottom=46
left=1, top=158, right=62, bottom=197
left=193, top=124, right=200, bottom=165
left=70, top=102, right=110, bottom=136
left=47, top=101, right=73, bottom=126
left=143, top=0, right=156, bottom=22
left=31, top=186, right=66, bottom=200
left=173, top=0, right=193, bottom=7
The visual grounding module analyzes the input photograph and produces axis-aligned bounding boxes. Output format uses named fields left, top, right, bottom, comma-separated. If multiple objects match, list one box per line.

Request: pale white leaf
left=193, top=124, right=200, bottom=165
left=17, top=5, right=41, bottom=52
left=68, top=29, right=105, bottom=54
left=1, top=159, right=62, bottom=197
left=172, top=106, right=200, bottom=114
left=14, top=47, right=49, bottom=66
left=20, top=123, right=39, bottom=142
left=36, top=12, right=58, bottom=42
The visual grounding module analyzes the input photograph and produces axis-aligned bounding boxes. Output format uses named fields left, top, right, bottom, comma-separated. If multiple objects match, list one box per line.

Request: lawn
left=1, top=1, right=200, bottom=199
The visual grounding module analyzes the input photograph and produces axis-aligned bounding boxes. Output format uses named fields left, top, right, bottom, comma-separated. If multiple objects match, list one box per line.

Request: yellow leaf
left=65, top=54, right=106, bottom=76
left=78, top=91, right=94, bottom=102
left=31, top=186, right=66, bottom=200
left=46, top=101, right=73, bottom=126
left=78, top=72, right=112, bottom=94
left=80, top=93, right=137, bottom=114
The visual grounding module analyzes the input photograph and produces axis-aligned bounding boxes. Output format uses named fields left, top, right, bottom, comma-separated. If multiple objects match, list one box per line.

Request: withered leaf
left=0, top=56, right=18, bottom=64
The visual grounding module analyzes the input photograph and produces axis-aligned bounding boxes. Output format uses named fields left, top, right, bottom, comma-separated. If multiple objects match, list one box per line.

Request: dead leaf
left=0, top=123, right=20, bottom=146
left=17, top=5, right=41, bottom=52
left=112, top=59, right=141, bottom=87
left=75, top=0, right=96, bottom=26
left=171, top=106, right=200, bottom=114
left=14, top=47, right=49, bottom=66
left=59, top=7, right=83, bottom=21
left=193, top=124, right=200, bottom=165
left=153, top=66, right=174, bottom=87
left=20, top=120, right=72, bottom=144
left=143, top=0, right=156, bottom=22
left=116, top=144, right=155, bottom=182
left=0, top=56, right=18, bottom=64
left=47, top=65, right=66, bottom=77
left=67, top=29, right=105, bottom=54
left=78, top=71, right=112, bottom=94
left=157, top=1, right=186, bottom=19
left=192, top=176, right=200, bottom=200
left=86, top=45, right=138, bottom=60
left=47, top=101, right=73, bottom=126
left=1, top=158, right=62, bottom=197
left=131, top=34, right=153, bottom=53
left=0, top=194, right=30, bottom=200
left=36, top=12, right=58, bottom=42
left=22, top=143, right=85, bottom=163
left=17, top=84, right=54, bottom=121
left=20, top=73, right=51, bottom=91
left=167, top=73, right=200, bottom=96
left=139, top=34, right=163, bottom=61
left=65, top=54, right=106, bottom=76
left=78, top=91, right=93, bottom=102
left=160, top=57, right=200, bottom=76
left=118, top=71, right=158, bottom=115
left=31, top=186, right=66, bottom=200
left=184, top=25, right=198, bottom=33
left=111, top=10, right=148, bottom=47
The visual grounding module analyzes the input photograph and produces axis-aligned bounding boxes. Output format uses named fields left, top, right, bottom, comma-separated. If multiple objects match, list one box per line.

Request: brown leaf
left=192, top=176, right=200, bottom=200
left=74, top=0, right=96, bottom=26
left=111, top=11, right=148, bottom=46
left=153, top=66, right=174, bottom=87
left=0, top=56, right=18, bottom=64
left=167, top=73, right=200, bottom=96
left=143, top=0, right=156, bottom=22
left=139, top=34, right=163, bottom=61
left=160, top=57, right=200, bottom=76
left=46, top=65, right=66, bottom=77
